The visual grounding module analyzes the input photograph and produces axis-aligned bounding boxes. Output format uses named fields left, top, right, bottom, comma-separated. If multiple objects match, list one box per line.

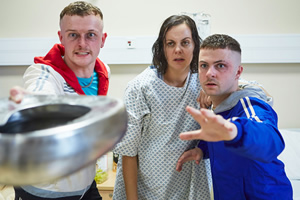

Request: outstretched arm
left=180, top=98, right=284, bottom=163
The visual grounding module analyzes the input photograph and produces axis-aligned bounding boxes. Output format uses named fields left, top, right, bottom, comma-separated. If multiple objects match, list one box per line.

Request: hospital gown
left=113, top=66, right=211, bottom=200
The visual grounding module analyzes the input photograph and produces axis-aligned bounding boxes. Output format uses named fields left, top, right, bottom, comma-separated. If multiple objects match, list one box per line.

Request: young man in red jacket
left=10, top=1, right=109, bottom=199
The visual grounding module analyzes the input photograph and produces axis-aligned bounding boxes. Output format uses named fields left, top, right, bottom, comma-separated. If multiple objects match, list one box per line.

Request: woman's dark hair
left=152, top=15, right=201, bottom=75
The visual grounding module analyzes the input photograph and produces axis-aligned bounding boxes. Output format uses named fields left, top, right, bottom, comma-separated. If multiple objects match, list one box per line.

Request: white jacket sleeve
left=23, top=64, right=68, bottom=95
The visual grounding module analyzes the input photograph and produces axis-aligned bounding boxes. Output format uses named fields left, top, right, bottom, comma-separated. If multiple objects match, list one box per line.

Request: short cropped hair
left=152, top=15, right=201, bottom=75
left=200, top=34, right=241, bottom=54
left=60, top=1, right=103, bottom=20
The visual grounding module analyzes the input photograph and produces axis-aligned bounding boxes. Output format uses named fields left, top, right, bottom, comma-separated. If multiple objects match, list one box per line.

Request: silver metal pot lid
left=0, top=95, right=127, bottom=185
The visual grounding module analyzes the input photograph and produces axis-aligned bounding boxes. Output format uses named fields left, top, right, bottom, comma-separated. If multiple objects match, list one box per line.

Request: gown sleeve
left=113, top=80, right=151, bottom=157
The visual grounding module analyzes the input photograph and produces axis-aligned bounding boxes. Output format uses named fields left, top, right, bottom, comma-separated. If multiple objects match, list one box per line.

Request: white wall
left=0, top=0, right=300, bottom=128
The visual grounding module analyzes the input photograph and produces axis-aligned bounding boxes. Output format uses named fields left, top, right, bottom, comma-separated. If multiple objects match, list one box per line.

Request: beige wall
left=1, top=0, right=300, bottom=37
left=0, top=0, right=300, bottom=128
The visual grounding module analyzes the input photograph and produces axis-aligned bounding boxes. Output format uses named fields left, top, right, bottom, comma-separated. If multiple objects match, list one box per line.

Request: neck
left=210, top=94, right=230, bottom=109
left=210, top=85, right=240, bottom=108
left=163, top=68, right=189, bottom=87
left=63, top=57, right=95, bottom=78
left=74, top=68, right=94, bottom=78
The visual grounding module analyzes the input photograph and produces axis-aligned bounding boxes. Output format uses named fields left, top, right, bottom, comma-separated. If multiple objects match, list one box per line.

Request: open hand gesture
left=179, top=106, right=237, bottom=142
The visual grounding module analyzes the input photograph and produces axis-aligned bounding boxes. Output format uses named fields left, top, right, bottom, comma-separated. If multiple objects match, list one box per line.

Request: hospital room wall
left=1, top=0, right=300, bottom=37
left=0, top=0, right=300, bottom=128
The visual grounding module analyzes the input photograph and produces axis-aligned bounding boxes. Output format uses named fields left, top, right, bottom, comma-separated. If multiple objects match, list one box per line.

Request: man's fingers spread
left=179, top=130, right=202, bottom=140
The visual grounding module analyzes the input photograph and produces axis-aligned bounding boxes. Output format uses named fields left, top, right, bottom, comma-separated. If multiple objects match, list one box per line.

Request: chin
left=203, top=90, right=217, bottom=96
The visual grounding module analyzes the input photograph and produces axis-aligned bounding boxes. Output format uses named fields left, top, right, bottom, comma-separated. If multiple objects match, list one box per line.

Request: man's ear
left=58, top=31, right=63, bottom=43
left=100, top=32, right=107, bottom=48
left=236, top=65, right=243, bottom=80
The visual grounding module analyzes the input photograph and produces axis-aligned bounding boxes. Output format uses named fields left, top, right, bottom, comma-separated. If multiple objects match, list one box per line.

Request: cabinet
left=97, top=170, right=116, bottom=200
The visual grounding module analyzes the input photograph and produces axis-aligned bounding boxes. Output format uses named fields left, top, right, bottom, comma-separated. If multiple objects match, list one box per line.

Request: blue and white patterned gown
left=113, top=66, right=212, bottom=200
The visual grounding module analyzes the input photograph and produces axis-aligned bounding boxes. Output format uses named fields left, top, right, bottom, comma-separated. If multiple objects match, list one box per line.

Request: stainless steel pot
left=0, top=95, right=127, bottom=185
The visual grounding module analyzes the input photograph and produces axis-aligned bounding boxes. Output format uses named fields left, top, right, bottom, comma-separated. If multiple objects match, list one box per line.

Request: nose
left=206, top=66, right=216, bottom=78
left=174, top=44, right=183, bottom=54
left=78, top=35, right=87, bottom=48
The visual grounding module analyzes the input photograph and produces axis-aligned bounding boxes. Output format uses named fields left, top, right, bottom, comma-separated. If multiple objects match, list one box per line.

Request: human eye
left=199, top=63, right=207, bottom=69
left=182, top=40, right=190, bottom=47
left=87, top=32, right=96, bottom=38
left=68, top=33, right=78, bottom=39
left=217, top=64, right=225, bottom=69
left=86, top=32, right=98, bottom=41
left=166, top=41, right=174, bottom=47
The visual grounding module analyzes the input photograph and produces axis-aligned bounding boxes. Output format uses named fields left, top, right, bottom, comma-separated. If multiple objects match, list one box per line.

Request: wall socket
left=126, top=39, right=135, bottom=49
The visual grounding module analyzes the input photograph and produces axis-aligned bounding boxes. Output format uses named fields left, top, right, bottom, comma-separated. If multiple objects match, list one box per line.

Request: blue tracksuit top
left=198, top=87, right=293, bottom=200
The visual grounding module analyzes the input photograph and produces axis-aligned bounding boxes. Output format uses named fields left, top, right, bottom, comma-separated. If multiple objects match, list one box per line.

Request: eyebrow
left=65, top=29, right=97, bottom=32
left=199, top=60, right=226, bottom=64
left=181, top=37, right=192, bottom=41
left=166, top=37, right=192, bottom=41
left=199, top=60, right=207, bottom=63
left=214, top=60, right=225, bottom=64
left=65, top=29, right=76, bottom=32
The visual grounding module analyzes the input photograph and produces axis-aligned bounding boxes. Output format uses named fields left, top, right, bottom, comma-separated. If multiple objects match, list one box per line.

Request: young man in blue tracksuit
left=176, top=34, right=293, bottom=199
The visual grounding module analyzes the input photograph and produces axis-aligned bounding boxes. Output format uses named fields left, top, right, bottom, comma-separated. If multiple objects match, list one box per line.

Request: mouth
left=205, top=81, right=218, bottom=87
left=75, top=51, right=90, bottom=56
left=174, top=58, right=185, bottom=62
left=206, top=82, right=216, bottom=86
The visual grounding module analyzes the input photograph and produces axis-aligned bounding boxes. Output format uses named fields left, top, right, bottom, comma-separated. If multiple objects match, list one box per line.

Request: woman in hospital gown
left=113, top=15, right=212, bottom=200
